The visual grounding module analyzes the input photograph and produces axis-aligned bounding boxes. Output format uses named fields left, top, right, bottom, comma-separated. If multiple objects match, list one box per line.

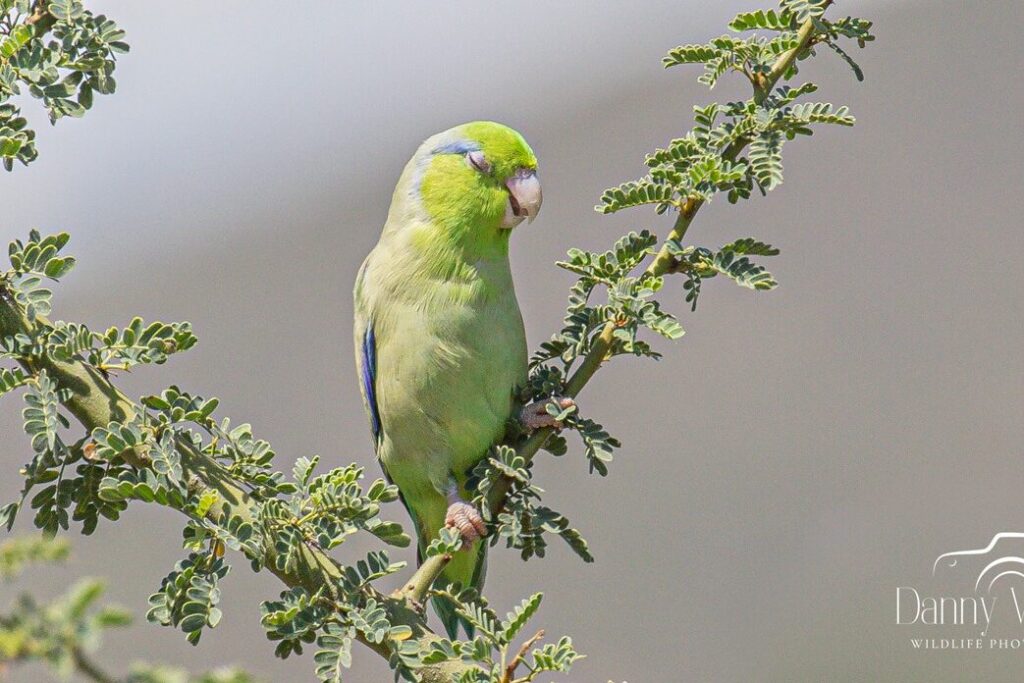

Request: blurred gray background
left=2, top=0, right=1023, bottom=681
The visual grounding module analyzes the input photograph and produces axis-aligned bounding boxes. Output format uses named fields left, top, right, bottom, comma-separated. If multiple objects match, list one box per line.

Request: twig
left=71, top=647, right=118, bottom=683
left=760, top=1, right=832, bottom=98
left=394, top=552, right=452, bottom=604
left=502, top=629, right=545, bottom=683
left=25, top=1, right=51, bottom=28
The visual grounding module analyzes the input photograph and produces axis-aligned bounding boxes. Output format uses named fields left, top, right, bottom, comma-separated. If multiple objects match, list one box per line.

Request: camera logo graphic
left=933, top=532, right=1024, bottom=594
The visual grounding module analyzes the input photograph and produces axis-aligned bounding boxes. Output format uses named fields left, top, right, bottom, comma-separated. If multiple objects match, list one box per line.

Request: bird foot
left=519, top=396, right=575, bottom=431
left=445, top=500, right=487, bottom=546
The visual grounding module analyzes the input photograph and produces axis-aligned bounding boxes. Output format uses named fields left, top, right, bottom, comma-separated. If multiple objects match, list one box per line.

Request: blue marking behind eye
left=432, top=140, right=479, bottom=155
left=362, top=322, right=381, bottom=441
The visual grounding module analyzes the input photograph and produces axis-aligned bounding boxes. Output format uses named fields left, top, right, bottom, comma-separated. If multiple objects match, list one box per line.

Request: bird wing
left=354, top=260, right=427, bottom=559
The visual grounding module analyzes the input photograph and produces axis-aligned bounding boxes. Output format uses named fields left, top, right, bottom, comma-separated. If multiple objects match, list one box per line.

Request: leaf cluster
left=668, top=237, right=780, bottom=311
left=0, top=535, right=260, bottom=682
left=0, top=533, right=68, bottom=579
left=1, top=576, right=131, bottom=677
left=146, top=553, right=229, bottom=645
left=602, top=2, right=871, bottom=214
left=0, top=233, right=419, bottom=680
left=472, top=445, right=592, bottom=563
left=0, top=0, right=128, bottom=169
left=423, top=589, right=581, bottom=683
left=259, top=579, right=415, bottom=683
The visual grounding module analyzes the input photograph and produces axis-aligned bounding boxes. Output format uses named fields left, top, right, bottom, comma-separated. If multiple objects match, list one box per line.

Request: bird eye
left=466, top=150, right=491, bottom=174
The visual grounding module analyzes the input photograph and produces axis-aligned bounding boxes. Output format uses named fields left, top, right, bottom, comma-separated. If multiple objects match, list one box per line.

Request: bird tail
left=417, top=519, right=488, bottom=639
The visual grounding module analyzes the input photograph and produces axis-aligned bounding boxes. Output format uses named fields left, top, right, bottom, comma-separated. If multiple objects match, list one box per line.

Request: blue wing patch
left=361, top=322, right=381, bottom=441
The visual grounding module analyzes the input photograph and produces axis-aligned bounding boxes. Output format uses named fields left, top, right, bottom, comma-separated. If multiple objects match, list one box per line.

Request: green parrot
left=354, top=121, right=555, bottom=637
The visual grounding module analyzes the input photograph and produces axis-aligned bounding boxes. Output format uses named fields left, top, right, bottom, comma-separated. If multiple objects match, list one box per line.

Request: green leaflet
left=146, top=553, right=229, bottom=646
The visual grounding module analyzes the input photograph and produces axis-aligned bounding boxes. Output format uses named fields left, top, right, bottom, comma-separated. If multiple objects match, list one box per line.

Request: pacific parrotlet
left=354, top=121, right=555, bottom=637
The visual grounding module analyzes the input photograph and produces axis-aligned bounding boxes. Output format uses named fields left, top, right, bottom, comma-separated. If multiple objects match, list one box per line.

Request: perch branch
left=394, top=551, right=451, bottom=604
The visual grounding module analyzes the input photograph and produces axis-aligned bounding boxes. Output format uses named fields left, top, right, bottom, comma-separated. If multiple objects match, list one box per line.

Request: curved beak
left=501, top=170, right=542, bottom=229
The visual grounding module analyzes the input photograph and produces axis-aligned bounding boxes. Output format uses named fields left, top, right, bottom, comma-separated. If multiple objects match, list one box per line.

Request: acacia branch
left=0, top=287, right=470, bottom=678
left=483, top=5, right=831, bottom=518
left=758, top=1, right=832, bottom=99
left=569, top=4, right=829, bottom=391
left=395, top=551, right=451, bottom=603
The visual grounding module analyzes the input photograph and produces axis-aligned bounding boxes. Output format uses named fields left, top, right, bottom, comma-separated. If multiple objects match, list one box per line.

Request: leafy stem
left=501, top=629, right=545, bottom=683
left=487, top=1, right=833, bottom=517
left=71, top=646, right=118, bottom=683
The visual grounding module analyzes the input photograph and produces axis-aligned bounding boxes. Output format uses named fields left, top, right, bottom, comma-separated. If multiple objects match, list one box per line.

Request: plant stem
left=71, top=647, right=117, bottom=683
left=501, top=629, right=545, bottom=683
left=394, top=552, right=451, bottom=604
left=759, top=0, right=832, bottom=101
left=25, top=1, right=49, bottom=26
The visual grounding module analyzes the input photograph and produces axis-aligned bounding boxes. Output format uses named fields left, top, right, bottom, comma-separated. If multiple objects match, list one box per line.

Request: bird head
left=413, top=121, right=542, bottom=241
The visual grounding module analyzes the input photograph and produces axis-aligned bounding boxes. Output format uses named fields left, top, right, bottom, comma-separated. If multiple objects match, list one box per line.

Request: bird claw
left=519, top=396, right=575, bottom=431
left=445, top=500, right=487, bottom=546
